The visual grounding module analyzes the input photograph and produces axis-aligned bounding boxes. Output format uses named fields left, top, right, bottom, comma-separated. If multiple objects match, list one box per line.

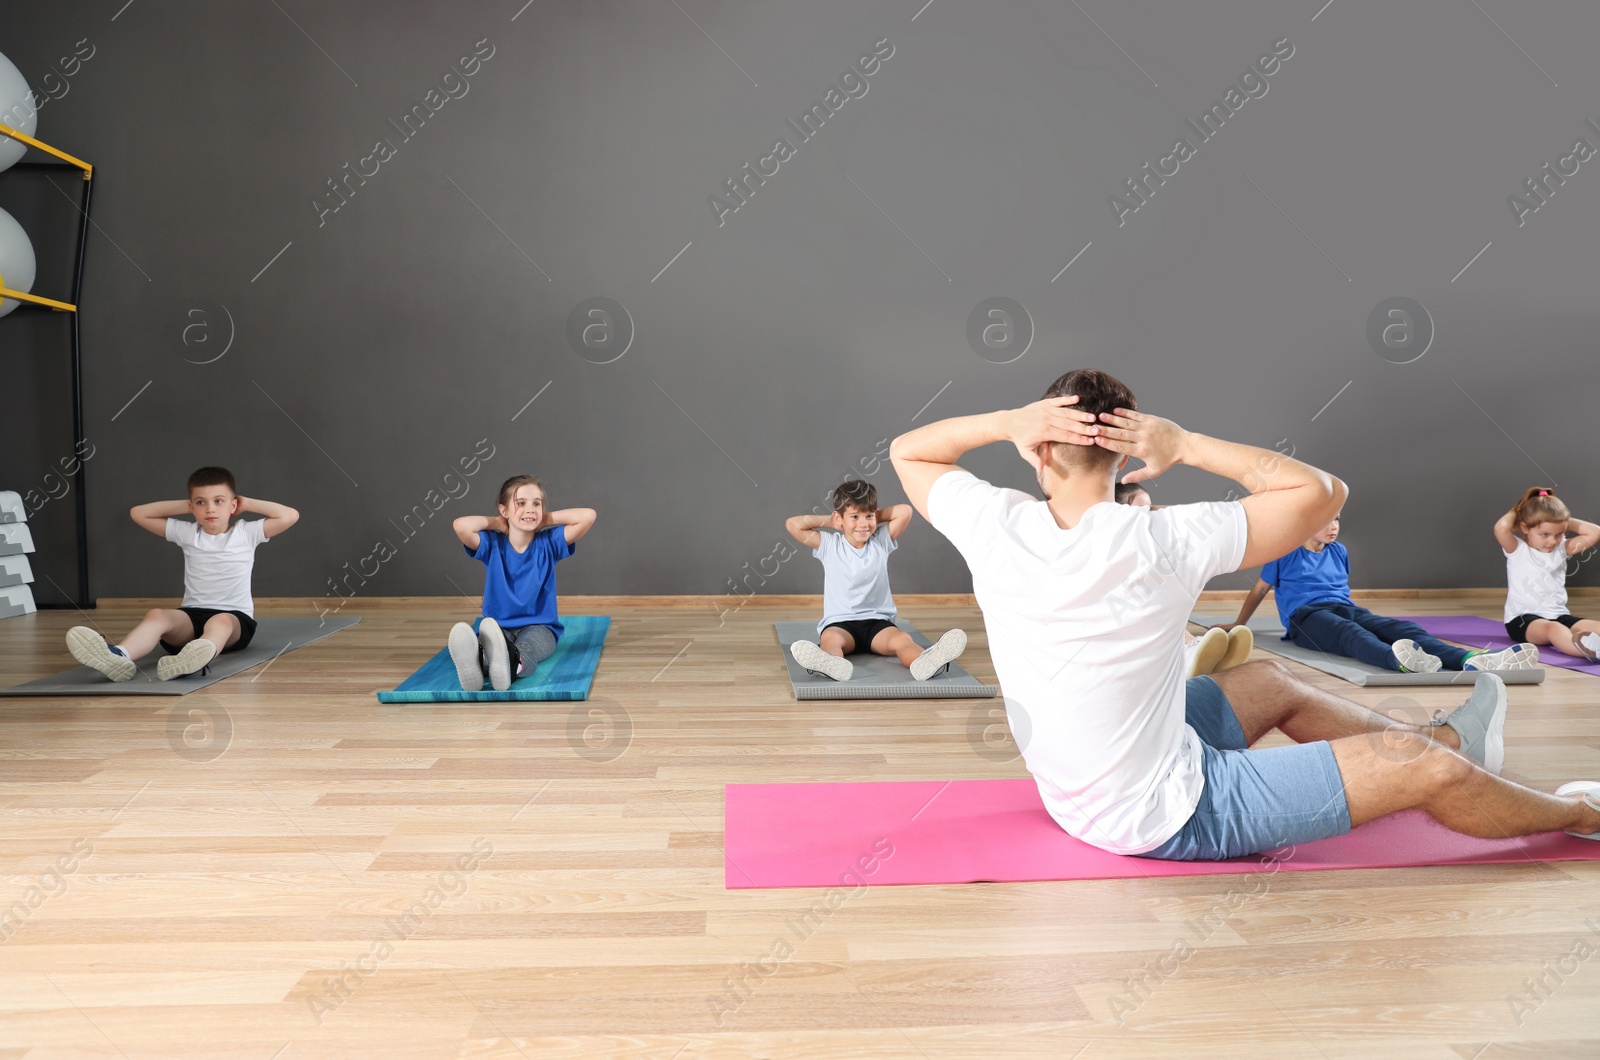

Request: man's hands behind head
left=1007, top=396, right=1100, bottom=473
left=1091, top=409, right=1188, bottom=484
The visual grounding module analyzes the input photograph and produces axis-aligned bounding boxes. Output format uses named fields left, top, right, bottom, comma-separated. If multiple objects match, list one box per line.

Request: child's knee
left=203, top=614, right=240, bottom=643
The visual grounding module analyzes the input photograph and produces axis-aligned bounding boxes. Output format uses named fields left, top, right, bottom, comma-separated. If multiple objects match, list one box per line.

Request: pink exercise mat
left=1404, top=615, right=1600, bottom=676
left=724, top=778, right=1600, bottom=888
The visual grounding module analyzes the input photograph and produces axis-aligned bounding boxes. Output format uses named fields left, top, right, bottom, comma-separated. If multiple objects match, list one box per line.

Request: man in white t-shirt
left=66, top=467, right=299, bottom=682
left=890, top=369, right=1600, bottom=857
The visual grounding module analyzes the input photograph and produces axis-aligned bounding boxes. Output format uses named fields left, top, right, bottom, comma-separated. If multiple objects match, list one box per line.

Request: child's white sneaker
left=1217, top=626, right=1255, bottom=672
left=1185, top=627, right=1229, bottom=678
left=1572, top=632, right=1600, bottom=663
left=1392, top=639, right=1442, bottom=673
left=478, top=618, right=513, bottom=691
left=1464, top=643, right=1540, bottom=671
left=791, top=640, right=852, bottom=682
left=449, top=621, right=484, bottom=691
left=911, top=628, right=967, bottom=682
left=66, top=626, right=136, bottom=682
left=157, top=639, right=217, bottom=681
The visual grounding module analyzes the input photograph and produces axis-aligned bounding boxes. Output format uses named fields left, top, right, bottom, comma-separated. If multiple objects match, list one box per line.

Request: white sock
left=112, top=644, right=130, bottom=657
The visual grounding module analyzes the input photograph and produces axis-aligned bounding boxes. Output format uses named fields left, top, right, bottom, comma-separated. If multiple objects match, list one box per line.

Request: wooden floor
left=2, top=592, right=1598, bottom=1058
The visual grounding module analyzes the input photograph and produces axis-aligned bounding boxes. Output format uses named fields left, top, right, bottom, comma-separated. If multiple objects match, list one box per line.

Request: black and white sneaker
left=478, top=617, right=513, bottom=691
left=790, top=639, right=852, bottom=682
left=66, top=626, right=136, bottom=682
left=449, top=621, right=484, bottom=691
left=1571, top=632, right=1600, bottom=663
left=157, top=639, right=217, bottom=681
left=911, top=629, right=967, bottom=681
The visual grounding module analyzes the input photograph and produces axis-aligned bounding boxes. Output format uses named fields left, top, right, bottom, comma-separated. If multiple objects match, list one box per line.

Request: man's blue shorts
left=1140, top=675, right=1352, bottom=861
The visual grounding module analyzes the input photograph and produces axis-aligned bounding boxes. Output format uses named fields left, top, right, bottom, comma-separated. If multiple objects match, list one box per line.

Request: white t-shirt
left=165, top=517, right=268, bottom=616
left=1503, top=538, right=1568, bottom=622
left=928, top=471, right=1248, bottom=855
left=813, top=523, right=898, bottom=634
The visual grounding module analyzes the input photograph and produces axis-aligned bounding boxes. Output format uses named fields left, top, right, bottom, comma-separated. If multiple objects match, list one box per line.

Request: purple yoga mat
left=1403, top=615, right=1600, bottom=676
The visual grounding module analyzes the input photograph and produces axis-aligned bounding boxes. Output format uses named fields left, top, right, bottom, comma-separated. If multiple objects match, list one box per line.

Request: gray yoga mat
left=0, top=616, right=362, bottom=696
left=1189, top=614, right=1544, bottom=687
left=775, top=619, right=997, bottom=700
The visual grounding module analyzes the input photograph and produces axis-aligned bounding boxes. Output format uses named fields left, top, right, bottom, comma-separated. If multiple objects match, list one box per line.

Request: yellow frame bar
left=0, top=286, right=76, bottom=312
left=0, top=124, right=93, bottom=178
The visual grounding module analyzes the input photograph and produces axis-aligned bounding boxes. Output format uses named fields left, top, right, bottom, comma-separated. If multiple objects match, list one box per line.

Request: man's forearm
left=891, top=411, right=1012, bottom=465
left=1179, top=432, right=1329, bottom=497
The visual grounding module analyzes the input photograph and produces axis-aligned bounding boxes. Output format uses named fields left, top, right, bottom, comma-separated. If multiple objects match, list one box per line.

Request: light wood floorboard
left=1, top=593, right=1597, bottom=1058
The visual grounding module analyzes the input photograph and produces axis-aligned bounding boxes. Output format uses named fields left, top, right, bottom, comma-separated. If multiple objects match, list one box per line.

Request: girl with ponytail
left=1494, top=487, right=1600, bottom=660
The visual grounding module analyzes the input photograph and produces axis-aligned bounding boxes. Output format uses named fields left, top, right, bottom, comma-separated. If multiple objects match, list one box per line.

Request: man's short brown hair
left=1040, top=369, right=1136, bottom=474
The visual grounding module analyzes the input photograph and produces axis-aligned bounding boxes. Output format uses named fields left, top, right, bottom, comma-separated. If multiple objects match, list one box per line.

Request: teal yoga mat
left=376, top=615, right=609, bottom=703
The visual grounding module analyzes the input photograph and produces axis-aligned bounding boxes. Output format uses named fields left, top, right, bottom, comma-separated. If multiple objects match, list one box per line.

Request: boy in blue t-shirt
left=448, top=474, right=597, bottom=690
left=784, top=479, right=967, bottom=683
left=1218, top=514, right=1537, bottom=673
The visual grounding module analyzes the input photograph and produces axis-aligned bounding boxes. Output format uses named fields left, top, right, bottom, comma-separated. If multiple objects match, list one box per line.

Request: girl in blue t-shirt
left=1217, top=513, right=1537, bottom=673
left=448, top=474, right=597, bottom=690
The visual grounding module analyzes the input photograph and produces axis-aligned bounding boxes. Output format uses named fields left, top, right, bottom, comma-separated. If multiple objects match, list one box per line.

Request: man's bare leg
left=1331, top=732, right=1599, bottom=837
left=1209, top=660, right=1461, bottom=752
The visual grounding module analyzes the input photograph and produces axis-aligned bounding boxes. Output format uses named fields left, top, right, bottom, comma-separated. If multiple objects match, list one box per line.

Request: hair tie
left=1538, top=490, right=1550, bottom=497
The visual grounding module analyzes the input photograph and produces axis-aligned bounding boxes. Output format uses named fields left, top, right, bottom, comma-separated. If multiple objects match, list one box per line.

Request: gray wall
left=3, top=1, right=1597, bottom=606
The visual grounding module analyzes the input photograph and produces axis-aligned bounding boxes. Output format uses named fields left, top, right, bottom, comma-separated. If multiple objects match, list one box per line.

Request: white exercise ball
left=0, top=51, right=37, bottom=174
left=0, top=207, right=37, bottom=318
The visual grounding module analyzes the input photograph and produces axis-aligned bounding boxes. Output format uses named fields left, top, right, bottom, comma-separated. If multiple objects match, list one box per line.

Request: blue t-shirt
left=466, top=526, right=573, bottom=636
left=1261, top=542, right=1352, bottom=633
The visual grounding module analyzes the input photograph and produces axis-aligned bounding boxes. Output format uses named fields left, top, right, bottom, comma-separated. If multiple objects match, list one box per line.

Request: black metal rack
left=5, top=154, right=94, bottom=608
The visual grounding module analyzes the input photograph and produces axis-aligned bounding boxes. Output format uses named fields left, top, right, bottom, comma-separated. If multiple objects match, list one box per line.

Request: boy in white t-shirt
left=784, top=479, right=967, bottom=683
left=67, top=467, right=299, bottom=681
left=890, top=369, right=1600, bottom=858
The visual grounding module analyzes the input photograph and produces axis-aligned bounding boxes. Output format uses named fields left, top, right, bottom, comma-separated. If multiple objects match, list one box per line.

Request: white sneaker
left=1186, top=627, right=1229, bottom=678
left=911, top=629, right=967, bottom=681
left=157, top=639, right=217, bottom=681
left=66, top=626, right=136, bottom=682
left=790, top=640, right=852, bottom=682
left=448, top=622, right=483, bottom=691
left=1393, top=639, right=1442, bottom=673
left=1572, top=632, right=1600, bottom=663
left=1554, top=781, right=1600, bottom=840
left=478, top=618, right=513, bottom=691
left=1218, top=626, right=1255, bottom=672
left=1465, top=643, right=1540, bottom=671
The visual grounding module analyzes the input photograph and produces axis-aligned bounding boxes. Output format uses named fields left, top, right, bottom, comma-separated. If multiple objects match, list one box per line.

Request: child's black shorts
left=160, top=607, right=258, bottom=654
left=1505, top=612, right=1582, bottom=642
left=821, top=618, right=898, bottom=654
